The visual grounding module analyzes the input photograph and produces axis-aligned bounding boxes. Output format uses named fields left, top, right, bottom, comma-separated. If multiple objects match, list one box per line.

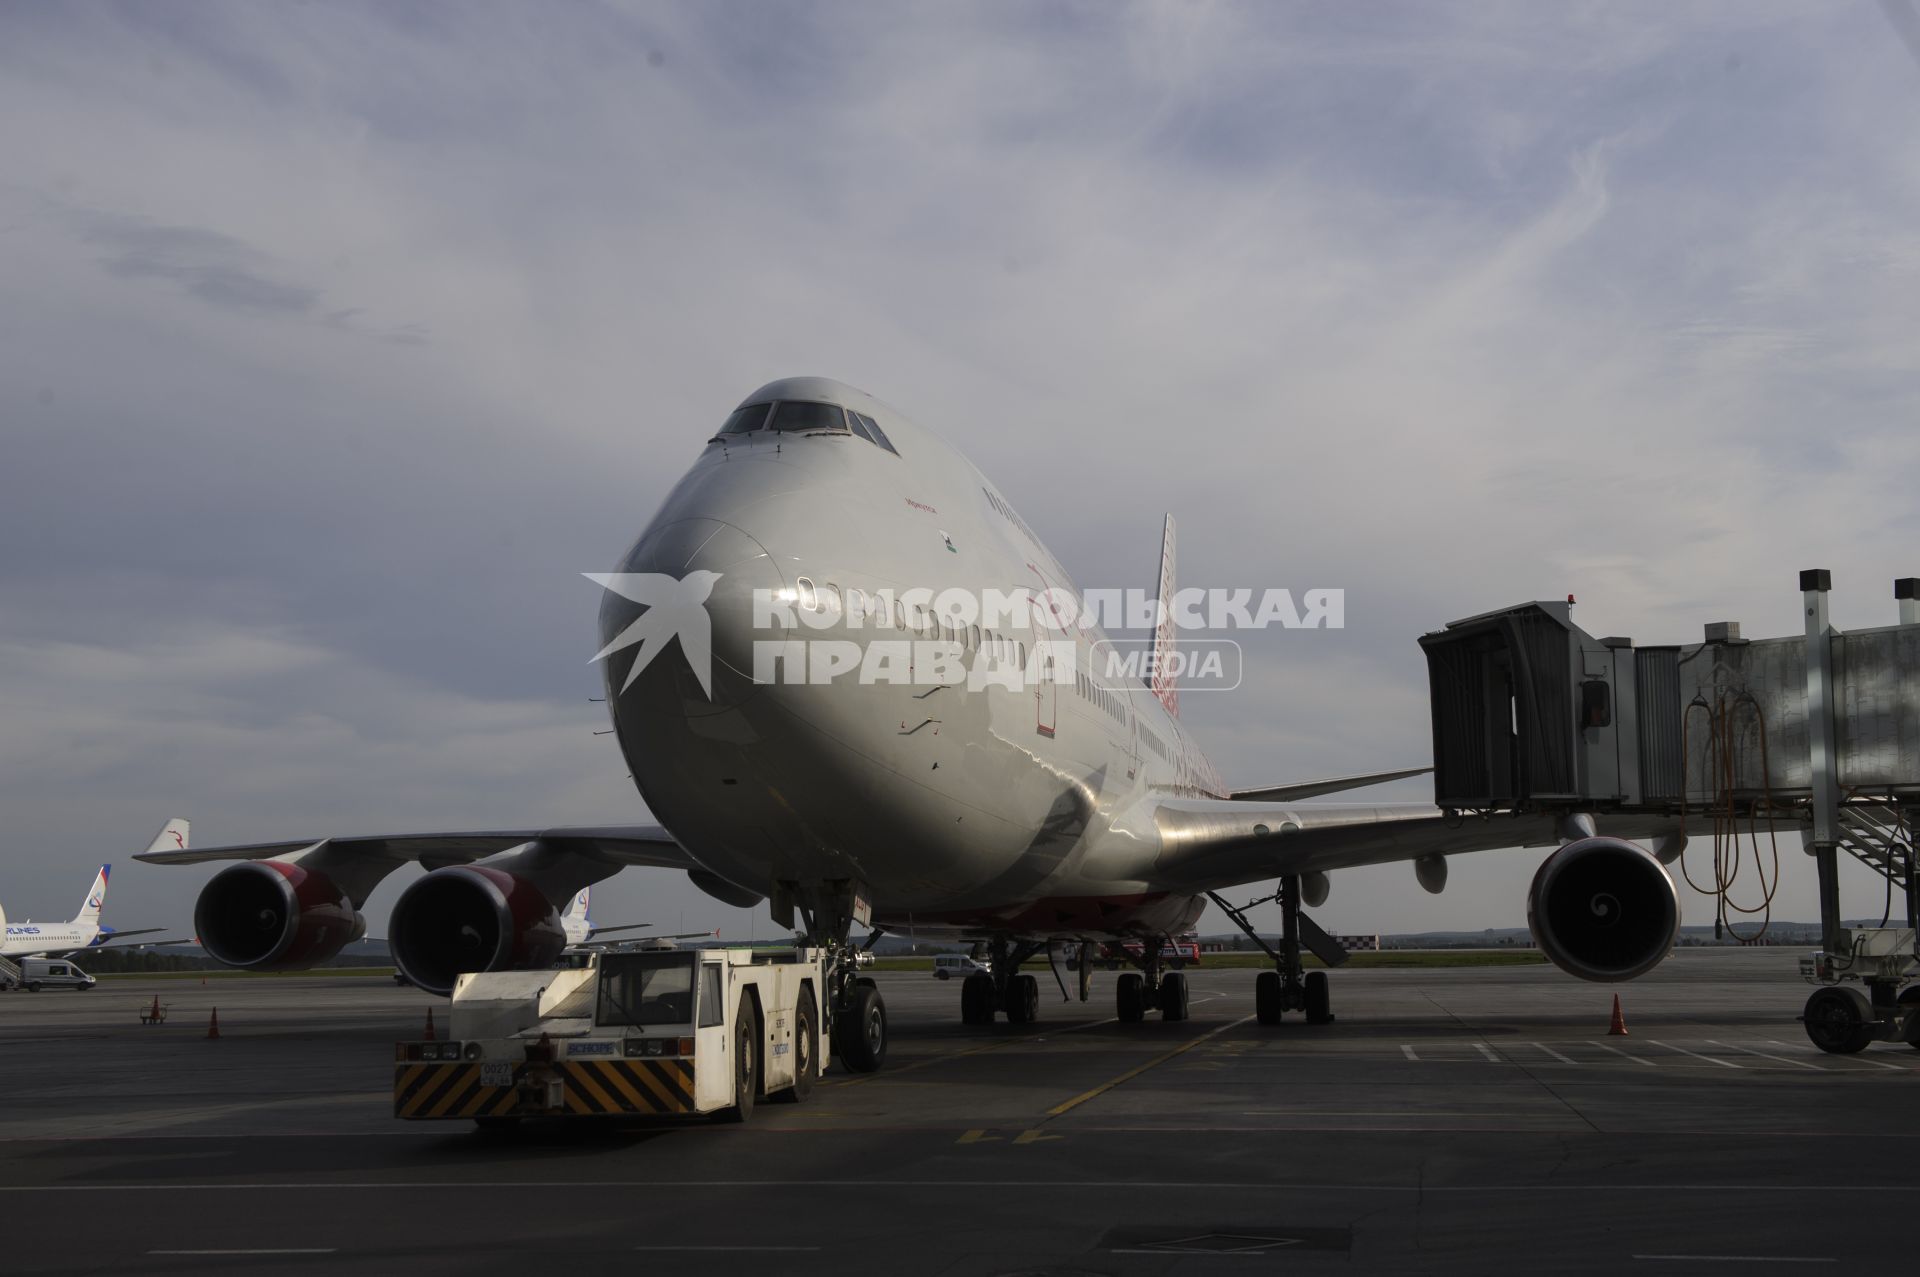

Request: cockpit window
left=853, top=412, right=899, bottom=455
left=770, top=401, right=850, bottom=433
left=718, top=403, right=770, bottom=436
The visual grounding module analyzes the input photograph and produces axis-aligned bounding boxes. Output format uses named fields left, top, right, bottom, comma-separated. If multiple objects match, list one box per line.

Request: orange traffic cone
left=1607, top=994, right=1628, bottom=1036
left=423, top=1005, right=437, bottom=1041
left=147, top=994, right=162, bottom=1023
left=206, top=1007, right=221, bottom=1040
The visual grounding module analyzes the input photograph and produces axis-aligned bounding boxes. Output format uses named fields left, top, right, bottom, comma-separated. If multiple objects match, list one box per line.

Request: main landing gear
left=1110, top=942, right=1190, bottom=1023
left=960, top=939, right=1048, bottom=1025
left=1212, top=876, right=1346, bottom=1027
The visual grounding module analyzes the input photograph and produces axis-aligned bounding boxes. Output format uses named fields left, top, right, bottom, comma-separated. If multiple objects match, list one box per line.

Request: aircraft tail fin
left=565, top=888, right=590, bottom=923
left=142, top=818, right=191, bottom=856
left=74, top=865, right=110, bottom=926
left=1149, top=513, right=1178, bottom=718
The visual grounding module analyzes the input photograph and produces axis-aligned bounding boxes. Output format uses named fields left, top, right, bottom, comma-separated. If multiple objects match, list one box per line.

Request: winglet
left=143, top=818, right=191, bottom=856
left=1149, top=513, right=1178, bottom=718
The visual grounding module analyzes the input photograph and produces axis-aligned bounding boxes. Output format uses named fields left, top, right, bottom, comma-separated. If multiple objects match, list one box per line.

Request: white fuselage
left=2, top=921, right=109, bottom=959
left=600, top=378, right=1224, bottom=939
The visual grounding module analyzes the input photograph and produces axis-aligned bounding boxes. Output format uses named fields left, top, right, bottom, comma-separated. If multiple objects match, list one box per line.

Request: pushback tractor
left=394, top=945, right=882, bottom=1126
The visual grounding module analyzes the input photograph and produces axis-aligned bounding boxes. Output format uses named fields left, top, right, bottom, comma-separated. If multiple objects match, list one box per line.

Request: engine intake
left=1527, top=836, right=1680, bottom=982
left=389, top=866, right=566, bottom=996
left=194, top=861, right=362, bottom=971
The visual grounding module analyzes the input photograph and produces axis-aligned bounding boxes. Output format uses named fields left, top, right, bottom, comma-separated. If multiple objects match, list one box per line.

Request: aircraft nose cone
left=596, top=518, right=785, bottom=714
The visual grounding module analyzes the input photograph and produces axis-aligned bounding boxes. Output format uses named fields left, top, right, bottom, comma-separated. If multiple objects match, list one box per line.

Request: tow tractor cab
left=395, top=946, right=830, bottom=1125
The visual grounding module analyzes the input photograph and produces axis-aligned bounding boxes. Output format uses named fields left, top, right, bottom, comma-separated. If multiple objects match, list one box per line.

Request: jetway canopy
left=1420, top=592, right=1920, bottom=816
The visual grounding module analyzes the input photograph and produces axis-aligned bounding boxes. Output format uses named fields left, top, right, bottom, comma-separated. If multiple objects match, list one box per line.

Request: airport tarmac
left=3, top=948, right=1916, bottom=1275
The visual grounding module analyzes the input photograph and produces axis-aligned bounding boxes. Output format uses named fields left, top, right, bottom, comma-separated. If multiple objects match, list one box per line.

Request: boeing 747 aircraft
left=141, top=378, right=1682, bottom=1071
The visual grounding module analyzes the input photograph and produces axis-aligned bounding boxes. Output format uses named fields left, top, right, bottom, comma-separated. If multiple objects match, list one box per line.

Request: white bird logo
left=585, top=571, right=723, bottom=698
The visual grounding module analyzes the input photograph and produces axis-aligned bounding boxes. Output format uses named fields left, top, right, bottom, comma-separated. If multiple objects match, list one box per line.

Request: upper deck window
left=771, top=401, right=850, bottom=433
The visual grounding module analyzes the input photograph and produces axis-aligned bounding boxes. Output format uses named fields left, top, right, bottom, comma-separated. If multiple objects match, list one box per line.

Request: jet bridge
left=1419, top=572, right=1919, bottom=1054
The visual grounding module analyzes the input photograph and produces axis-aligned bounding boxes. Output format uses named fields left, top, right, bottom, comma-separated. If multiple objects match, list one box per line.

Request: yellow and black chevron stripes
left=393, top=1058, right=696, bottom=1120
left=557, top=1059, right=695, bottom=1115
left=393, top=1062, right=523, bottom=1120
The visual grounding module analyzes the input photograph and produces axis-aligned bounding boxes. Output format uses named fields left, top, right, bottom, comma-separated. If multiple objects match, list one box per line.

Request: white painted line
left=1633, top=1255, right=1835, bottom=1264
left=1400, top=1045, right=1419, bottom=1061
left=1474, top=1043, right=1500, bottom=1063
left=1648, top=1039, right=1742, bottom=1069
left=1533, top=1042, right=1577, bottom=1064
left=1714, top=1040, right=1821, bottom=1071
left=634, top=1246, right=821, bottom=1252
left=1593, top=1041, right=1656, bottom=1067
left=1764, top=1039, right=1906, bottom=1072
left=149, top=1250, right=336, bottom=1256
left=6, top=1181, right=1917, bottom=1193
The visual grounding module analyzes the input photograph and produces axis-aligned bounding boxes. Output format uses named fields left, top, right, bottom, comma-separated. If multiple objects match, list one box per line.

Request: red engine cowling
left=194, top=860, right=363, bottom=971
left=1527, top=836, right=1681, bottom=983
left=389, top=866, right=566, bottom=996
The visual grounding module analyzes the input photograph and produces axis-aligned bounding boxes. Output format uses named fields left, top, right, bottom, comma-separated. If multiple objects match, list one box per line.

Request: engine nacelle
left=389, top=866, right=566, bottom=996
left=1527, top=836, right=1680, bottom=983
left=194, top=860, right=363, bottom=971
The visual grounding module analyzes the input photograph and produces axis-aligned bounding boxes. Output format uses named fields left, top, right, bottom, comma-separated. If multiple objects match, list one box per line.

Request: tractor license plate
left=480, top=1063, right=513, bottom=1088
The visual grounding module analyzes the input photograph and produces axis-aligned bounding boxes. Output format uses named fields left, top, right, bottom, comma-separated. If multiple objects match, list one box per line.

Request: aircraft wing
left=95, top=928, right=170, bottom=942
left=572, top=929, right=716, bottom=950
left=1145, top=799, right=1683, bottom=894
left=133, top=824, right=696, bottom=872
left=582, top=922, right=651, bottom=940
left=1227, top=767, right=1431, bottom=803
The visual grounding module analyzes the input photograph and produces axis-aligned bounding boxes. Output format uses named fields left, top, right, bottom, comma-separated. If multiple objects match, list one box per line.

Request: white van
left=19, top=958, right=97, bottom=992
left=932, top=954, right=991, bottom=981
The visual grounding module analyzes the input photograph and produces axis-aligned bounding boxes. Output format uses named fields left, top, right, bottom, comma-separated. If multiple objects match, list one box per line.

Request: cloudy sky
left=3, top=2, right=1917, bottom=945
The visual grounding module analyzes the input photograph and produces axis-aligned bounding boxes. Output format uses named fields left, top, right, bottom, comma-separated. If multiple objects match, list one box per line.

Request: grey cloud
left=64, top=205, right=426, bottom=343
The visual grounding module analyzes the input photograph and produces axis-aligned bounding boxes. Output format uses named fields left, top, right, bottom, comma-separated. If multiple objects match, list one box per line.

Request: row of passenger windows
left=1076, top=670, right=1127, bottom=723
left=983, top=486, right=1039, bottom=546
left=793, top=577, right=1028, bottom=667
left=716, top=401, right=899, bottom=455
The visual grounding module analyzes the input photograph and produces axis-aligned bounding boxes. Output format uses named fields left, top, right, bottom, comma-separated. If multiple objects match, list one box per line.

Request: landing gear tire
left=1803, top=985, right=1874, bottom=1055
left=1160, top=971, right=1189, bottom=1022
left=1305, top=970, right=1333, bottom=1025
left=721, top=997, right=761, bottom=1123
left=836, top=982, right=888, bottom=1073
left=1005, top=973, right=1040, bottom=1025
left=960, top=972, right=995, bottom=1025
left=1899, top=986, right=1920, bottom=1051
left=772, top=987, right=818, bottom=1104
left=1255, top=970, right=1282, bottom=1025
left=1116, top=972, right=1145, bottom=1023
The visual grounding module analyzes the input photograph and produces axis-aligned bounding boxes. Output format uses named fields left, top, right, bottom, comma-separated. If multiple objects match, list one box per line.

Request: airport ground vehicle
left=932, top=953, right=990, bottom=980
left=15, top=958, right=96, bottom=992
left=394, top=945, right=875, bottom=1125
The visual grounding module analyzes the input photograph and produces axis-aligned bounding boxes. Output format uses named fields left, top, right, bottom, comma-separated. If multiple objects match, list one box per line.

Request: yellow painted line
left=1046, top=1017, right=1252, bottom=1119
left=1013, top=1129, right=1061, bottom=1144
left=955, top=1129, right=1000, bottom=1144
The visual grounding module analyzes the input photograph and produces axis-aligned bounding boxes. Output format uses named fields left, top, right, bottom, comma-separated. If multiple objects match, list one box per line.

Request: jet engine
left=194, top=860, right=364, bottom=971
left=389, top=866, right=567, bottom=996
left=1526, top=836, right=1680, bottom=983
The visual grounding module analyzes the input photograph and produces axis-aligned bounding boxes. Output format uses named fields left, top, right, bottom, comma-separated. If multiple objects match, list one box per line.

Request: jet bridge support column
left=1802, top=570, right=1848, bottom=961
